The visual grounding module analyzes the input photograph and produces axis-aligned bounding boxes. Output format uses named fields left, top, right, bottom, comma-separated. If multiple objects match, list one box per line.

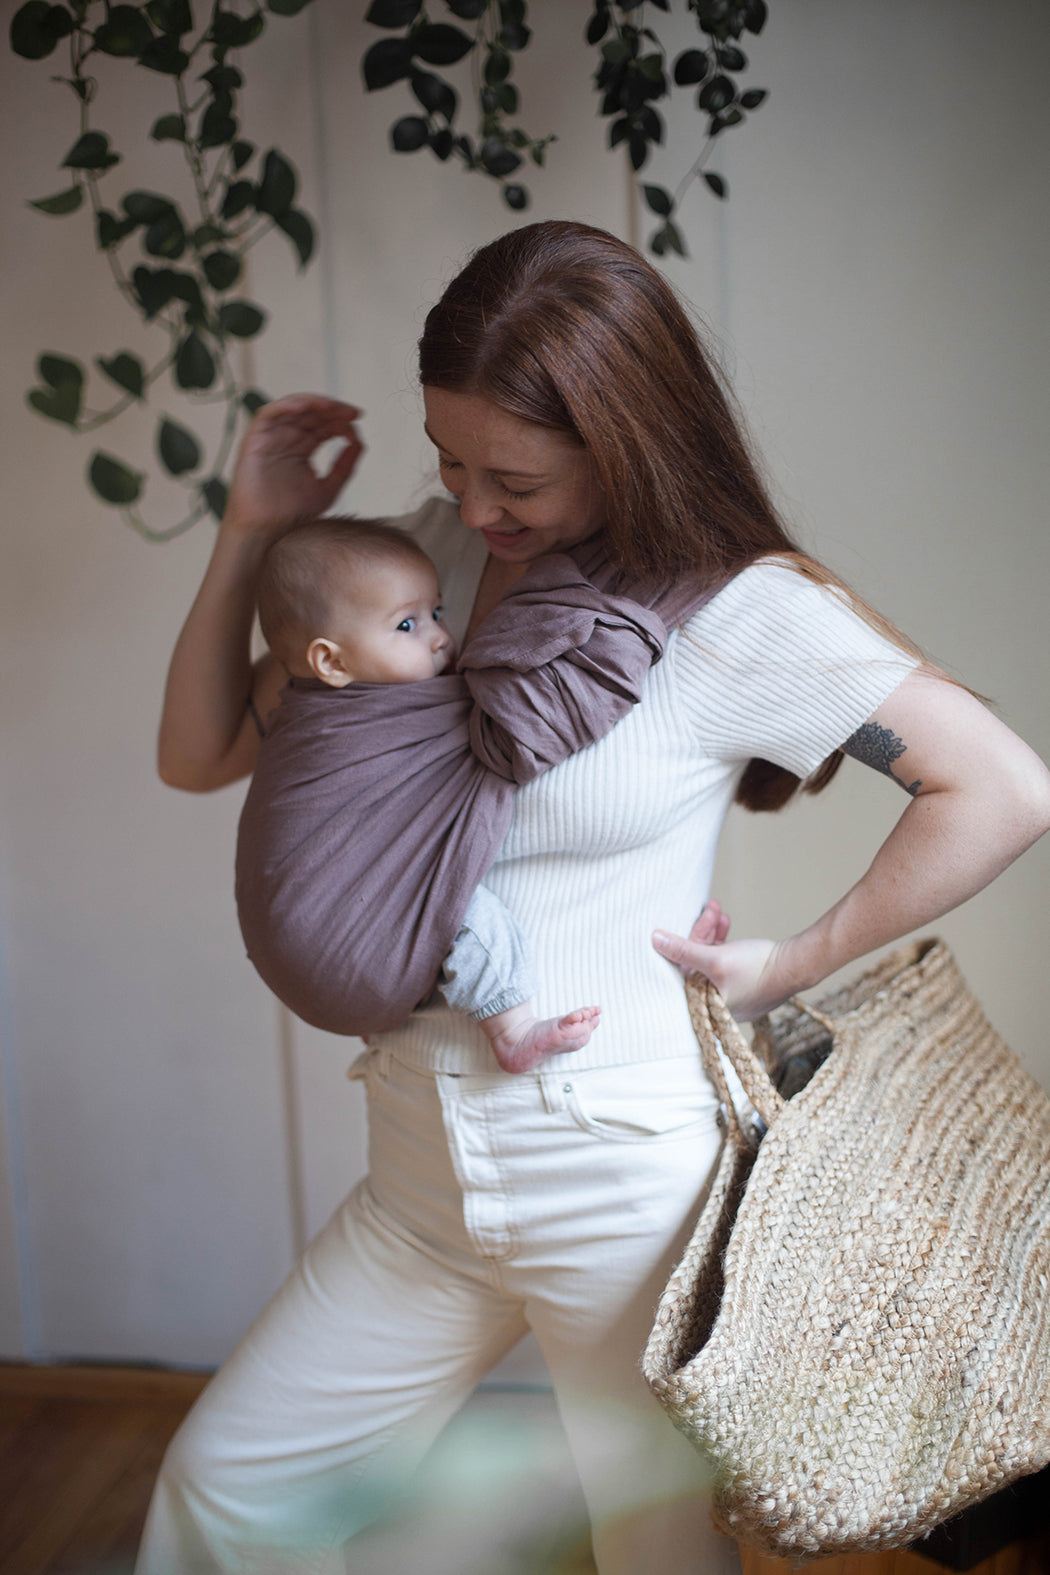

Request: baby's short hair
left=257, top=515, right=431, bottom=670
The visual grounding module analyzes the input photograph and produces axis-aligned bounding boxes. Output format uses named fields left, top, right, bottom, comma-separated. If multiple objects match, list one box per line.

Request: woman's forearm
left=157, top=523, right=269, bottom=791
left=772, top=758, right=1050, bottom=1002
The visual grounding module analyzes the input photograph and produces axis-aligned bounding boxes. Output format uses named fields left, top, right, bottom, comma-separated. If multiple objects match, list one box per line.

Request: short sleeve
left=673, top=559, right=920, bottom=776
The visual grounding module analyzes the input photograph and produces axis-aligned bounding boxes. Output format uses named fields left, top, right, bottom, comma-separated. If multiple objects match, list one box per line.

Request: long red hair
left=418, top=220, right=914, bottom=810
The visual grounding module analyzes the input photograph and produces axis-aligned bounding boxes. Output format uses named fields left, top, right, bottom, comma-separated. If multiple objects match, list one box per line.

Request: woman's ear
left=306, top=637, right=353, bottom=688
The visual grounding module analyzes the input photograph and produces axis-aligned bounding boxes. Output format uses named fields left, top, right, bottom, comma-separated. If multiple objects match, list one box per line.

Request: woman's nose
left=457, top=483, right=504, bottom=531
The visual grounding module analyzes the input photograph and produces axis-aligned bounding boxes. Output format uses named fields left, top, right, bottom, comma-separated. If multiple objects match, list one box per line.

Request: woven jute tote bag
left=642, top=937, right=1050, bottom=1559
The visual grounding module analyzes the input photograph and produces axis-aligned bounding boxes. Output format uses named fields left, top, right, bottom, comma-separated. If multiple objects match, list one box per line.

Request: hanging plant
left=11, top=0, right=317, bottom=541
left=363, top=0, right=769, bottom=256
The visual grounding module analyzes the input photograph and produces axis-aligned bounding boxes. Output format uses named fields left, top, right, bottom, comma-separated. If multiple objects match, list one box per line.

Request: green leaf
left=29, top=185, right=83, bottom=215
left=218, top=301, right=266, bottom=337
left=202, top=249, right=242, bottom=289
left=27, top=353, right=84, bottom=426
left=483, top=48, right=510, bottom=85
left=498, top=21, right=529, bottom=51
left=496, top=80, right=518, bottom=114
left=202, top=477, right=229, bottom=518
left=221, top=180, right=256, bottom=219
left=132, top=264, right=177, bottom=318
left=744, top=0, right=768, bottom=34
left=698, top=74, right=735, bottom=114
left=740, top=87, right=767, bottom=109
left=429, top=127, right=453, bottom=160
left=275, top=208, right=315, bottom=268
left=628, top=133, right=649, bottom=172
left=201, top=64, right=243, bottom=90
left=192, top=223, right=225, bottom=247
left=703, top=170, right=727, bottom=198
left=137, top=34, right=189, bottom=73
left=650, top=228, right=667, bottom=257
left=97, top=209, right=137, bottom=248
left=94, top=5, right=153, bottom=56
left=642, top=183, right=672, bottom=217
left=585, top=10, right=609, bottom=46
left=89, top=451, right=144, bottom=505
left=123, top=190, right=173, bottom=224
left=364, top=0, right=420, bottom=25
left=480, top=138, right=521, bottom=178
left=673, top=48, right=708, bottom=86
left=145, top=209, right=187, bottom=259
left=146, top=0, right=193, bottom=33
left=175, top=332, right=216, bottom=391
left=446, top=0, right=486, bottom=16
left=150, top=112, right=186, bottom=142
left=210, top=9, right=265, bottom=48
left=414, top=23, right=473, bottom=67
left=601, top=37, right=631, bottom=65
left=255, top=149, right=296, bottom=217
left=362, top=36, right=414, bottom=90
left=502, top=182, right=528, bottom=211
left=200, top=101, right=238, bottom=148
left=231, top=139, right=255, bottom=170
left=241, top=389, right=269, bottom=414
left=63, top=131, right=121, bottom=171
left=266, top=0, right=314, bottom=12
left=411, top=70, right=456, bottom=121
left=10, top=1, right=73, bottom=59
left=158, top=416, right=202, bottom=475
left=39, top=352, right=84, bottom=391
left=96, top=352, right=145, bottom=398
left=391, top=115, right=429, bottom=153
left=659, top=219, right=685, bottom=255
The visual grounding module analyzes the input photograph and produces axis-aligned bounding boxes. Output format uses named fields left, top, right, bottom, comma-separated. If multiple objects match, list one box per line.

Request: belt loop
left=539, top=1073, right=566, bottom=1115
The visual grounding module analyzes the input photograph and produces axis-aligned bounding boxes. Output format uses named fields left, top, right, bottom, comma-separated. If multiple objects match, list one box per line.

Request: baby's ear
left=306, top=637, right=353, bottom=688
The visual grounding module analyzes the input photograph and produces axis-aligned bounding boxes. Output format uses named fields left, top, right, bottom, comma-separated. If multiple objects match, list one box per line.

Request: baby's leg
left=480, top=1001, right=602, bottom=1073
left=441, top=886, right=600, bottom=1071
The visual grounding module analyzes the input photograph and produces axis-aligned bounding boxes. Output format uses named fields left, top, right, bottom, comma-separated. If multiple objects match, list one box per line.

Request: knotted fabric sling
left=235, top=536, right=717, bottom=1035
left=642, top=938, right=1050, bottom=1559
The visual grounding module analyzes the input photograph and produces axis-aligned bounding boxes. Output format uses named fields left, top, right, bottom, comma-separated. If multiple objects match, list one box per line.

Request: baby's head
left=257, top=517, right=455, bottom=687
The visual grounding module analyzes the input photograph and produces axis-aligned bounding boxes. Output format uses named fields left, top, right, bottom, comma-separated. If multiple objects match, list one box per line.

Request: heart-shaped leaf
left=89, top=452, right=144, bottom=505
left=96, top=352, right=145, bottom=398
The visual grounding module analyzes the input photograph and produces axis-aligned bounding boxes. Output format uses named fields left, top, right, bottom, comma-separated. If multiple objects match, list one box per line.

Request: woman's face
left=422, top=387, right=606, bottom=563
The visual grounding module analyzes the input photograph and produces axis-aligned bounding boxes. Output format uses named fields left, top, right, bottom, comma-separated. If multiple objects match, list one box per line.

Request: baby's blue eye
left=397, top=617, right=416, bottom=633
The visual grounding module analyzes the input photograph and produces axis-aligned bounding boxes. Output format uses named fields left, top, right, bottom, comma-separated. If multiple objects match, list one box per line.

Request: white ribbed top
left=376, top=500, right=917, bottom=1073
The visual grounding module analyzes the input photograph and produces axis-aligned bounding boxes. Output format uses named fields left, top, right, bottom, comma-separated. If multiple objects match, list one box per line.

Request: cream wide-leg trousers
left=136, top=1048, right=740, bottom=1575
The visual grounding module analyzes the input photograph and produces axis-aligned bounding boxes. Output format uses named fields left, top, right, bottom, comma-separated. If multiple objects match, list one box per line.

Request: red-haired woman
left=143, top=222, right=1050, bottom=1575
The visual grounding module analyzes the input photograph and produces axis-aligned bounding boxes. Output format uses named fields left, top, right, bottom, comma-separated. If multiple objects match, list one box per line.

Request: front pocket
left=562, top=1063, right=720, bottom=1144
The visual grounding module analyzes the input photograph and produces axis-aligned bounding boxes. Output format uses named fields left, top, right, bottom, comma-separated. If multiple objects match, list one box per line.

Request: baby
left=249, top=516, right=600, bottom=1073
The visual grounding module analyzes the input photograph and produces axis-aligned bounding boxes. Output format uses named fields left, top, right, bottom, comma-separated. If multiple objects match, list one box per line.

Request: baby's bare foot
left=486, top=1004, right=601, bottom=1074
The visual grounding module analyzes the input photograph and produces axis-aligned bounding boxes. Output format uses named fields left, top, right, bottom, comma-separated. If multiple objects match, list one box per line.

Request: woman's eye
left=500, top=482, right=536, bottom=501
left=396, top=617, right=416, bottom=633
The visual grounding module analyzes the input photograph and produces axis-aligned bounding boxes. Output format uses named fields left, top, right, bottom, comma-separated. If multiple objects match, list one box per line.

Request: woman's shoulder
left=683, top=555, right=903, bottom=659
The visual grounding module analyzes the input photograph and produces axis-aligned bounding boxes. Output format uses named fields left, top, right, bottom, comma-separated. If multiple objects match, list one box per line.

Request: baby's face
left=324, top=557, right=456, bottom=684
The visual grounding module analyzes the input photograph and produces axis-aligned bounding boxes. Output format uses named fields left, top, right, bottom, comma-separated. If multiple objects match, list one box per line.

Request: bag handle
left=686, top=973, right=786, bottom=1139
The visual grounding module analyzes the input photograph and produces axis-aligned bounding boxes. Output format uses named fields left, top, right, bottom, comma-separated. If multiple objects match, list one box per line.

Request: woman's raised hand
left=223, top=394, right=364, bottom=541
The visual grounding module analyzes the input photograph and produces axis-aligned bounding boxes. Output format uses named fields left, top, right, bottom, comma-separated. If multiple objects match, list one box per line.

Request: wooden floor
left=1, top=1364, right=1047, bottom=1574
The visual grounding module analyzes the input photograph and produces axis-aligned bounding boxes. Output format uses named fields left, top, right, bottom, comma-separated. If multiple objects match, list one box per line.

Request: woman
left=144, top=222, right=1050, bottom=1575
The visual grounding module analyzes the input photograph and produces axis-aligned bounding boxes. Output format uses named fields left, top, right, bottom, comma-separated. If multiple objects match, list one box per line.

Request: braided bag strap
left=685, top=972, right=787, bottom=1140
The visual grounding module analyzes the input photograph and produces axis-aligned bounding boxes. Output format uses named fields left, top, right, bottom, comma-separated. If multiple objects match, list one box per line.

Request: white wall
left=0, top=0, right=1046, bottom=1366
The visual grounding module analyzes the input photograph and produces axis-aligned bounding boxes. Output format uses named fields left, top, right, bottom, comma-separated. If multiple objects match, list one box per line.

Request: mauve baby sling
left=234, top=538, right=717, bottom=1035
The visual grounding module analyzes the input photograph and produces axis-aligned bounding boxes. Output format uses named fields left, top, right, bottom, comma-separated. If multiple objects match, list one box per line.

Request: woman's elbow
left=995, top=744, right=1050, bottom=853
left=157, top=739, right=231, bottom=793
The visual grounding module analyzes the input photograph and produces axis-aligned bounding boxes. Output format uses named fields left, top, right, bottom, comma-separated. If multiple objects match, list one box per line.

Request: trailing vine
left=11, top=0, right=317, bottom=541
left=363, top=0, right=768, bottom=256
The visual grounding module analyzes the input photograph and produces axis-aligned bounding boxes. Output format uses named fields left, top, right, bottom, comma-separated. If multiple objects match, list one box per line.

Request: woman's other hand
left=223, top=394, right=364, bottom=541
left=652, top=903, right=791, bottom=1021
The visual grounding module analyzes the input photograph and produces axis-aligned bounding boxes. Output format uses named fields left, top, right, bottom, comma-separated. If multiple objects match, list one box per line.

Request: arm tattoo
left=842, top=722, right=922, bottom=797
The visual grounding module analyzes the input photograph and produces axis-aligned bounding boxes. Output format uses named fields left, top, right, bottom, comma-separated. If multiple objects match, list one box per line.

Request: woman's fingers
left=687, top=899, right=730, bottom=945
left=651, top=932, right=783, bottom=1020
